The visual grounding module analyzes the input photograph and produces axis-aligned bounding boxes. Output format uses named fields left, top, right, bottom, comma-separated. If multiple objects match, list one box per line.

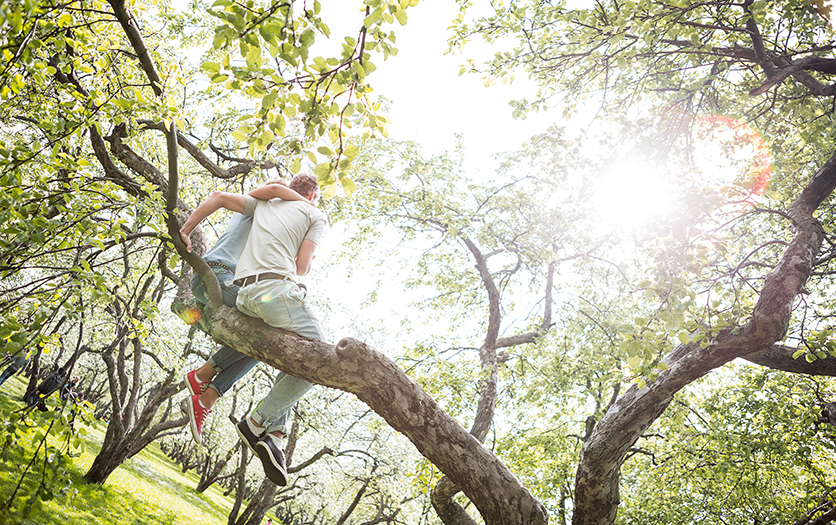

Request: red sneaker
left=187, top=394, right=212, bottom=445
left=184, top=369, right=208, bottom=396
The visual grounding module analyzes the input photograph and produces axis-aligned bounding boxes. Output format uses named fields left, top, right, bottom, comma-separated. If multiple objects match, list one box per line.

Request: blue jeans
left=237, top=279, right=326, bottom=434
left=191, top=266, right=258, bottom=396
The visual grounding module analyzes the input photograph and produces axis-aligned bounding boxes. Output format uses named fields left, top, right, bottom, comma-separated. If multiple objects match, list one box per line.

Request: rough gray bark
left=743, top=345, right=836, bottom=375
left=85, top=373, right=186, bottom=483
left=572, top=149, right=836, bottom=525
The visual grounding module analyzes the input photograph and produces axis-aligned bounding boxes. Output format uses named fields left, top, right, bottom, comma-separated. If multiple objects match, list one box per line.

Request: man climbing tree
left=179, top=173, right=328, bottom=486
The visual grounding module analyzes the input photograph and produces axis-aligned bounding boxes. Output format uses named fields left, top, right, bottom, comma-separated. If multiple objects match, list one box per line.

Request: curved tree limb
left=742, top=344, right=836, bottom=376
left=138, top=119, right=283, bottom=180
left=105, top=0, right=222, bottom=307
left=172, top=299, right=548, bottom=525
left=743, top=0, right=775, bottom=77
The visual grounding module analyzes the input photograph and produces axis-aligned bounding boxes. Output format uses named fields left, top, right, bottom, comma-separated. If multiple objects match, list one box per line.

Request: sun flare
left=594, top=158, right=677, bottom=231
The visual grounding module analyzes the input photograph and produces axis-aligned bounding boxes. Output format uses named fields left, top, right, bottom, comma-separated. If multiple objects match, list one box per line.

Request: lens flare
left=181, top=307, right=202, bottom=325
left=694, top=114, right=772, bottom=199
left=260, top=291, right=277, bottom=304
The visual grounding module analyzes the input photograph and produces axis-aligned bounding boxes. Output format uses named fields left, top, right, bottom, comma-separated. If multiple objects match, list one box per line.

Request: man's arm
left=295, top=239, right=318, bottom=276
left=179, top=191, right=247, bottom=253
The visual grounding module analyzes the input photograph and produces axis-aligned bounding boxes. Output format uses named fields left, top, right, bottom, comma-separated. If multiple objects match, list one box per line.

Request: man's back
left=235, top=198, right=327, bottom=280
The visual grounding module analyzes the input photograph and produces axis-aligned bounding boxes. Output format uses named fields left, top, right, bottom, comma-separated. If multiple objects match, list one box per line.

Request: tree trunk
left=572, top=150, right=836, bottom=525
left=196, top=442, right=240, bottom=493
left=227, top=441, right=250, bottom=525
left=84, top=376, right=186, bottom=484
left=235, top=480, right=280, bottom=525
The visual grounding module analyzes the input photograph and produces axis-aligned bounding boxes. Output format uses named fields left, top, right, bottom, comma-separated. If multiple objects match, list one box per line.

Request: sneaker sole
left=256, top=441, right=288, bottom=486
left=235, top=420, right=258, bottom=454
left=187, top=399, right=203, bottom=445
left=184, top=372, right=200, bottom=397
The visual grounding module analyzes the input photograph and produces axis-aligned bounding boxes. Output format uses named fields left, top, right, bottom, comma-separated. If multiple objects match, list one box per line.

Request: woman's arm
left=179, top=191, right=247, bottom=252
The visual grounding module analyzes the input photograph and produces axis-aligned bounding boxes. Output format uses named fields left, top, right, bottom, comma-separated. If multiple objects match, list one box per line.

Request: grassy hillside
left=0, top=375, right=270, bottom=525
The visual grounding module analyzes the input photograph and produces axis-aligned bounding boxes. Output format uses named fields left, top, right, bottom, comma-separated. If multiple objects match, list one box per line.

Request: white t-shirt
left=234, top=196, right=328, bottom=280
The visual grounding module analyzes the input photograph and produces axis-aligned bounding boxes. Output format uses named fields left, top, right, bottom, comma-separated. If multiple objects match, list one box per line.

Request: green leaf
left=394, top=6, right=408, bottom=25
left=246, top=43, right=262, bottom=69
left=322, top=182, right=338, bottom=200
left=313, top=162, right=332, bottom=177
left=262, top=91, right=278, bottom=109
left=201, top=61, right=221, bottom=74
left=341, top=176, right=357, bottom=197
left=343, top=143, right=360, bottom=158
left=617, top=324, right=636, bottom=336
left=364, top=7, right=383, bottom=28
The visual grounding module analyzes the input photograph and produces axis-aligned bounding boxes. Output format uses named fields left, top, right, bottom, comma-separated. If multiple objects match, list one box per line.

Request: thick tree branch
left=138, top=120, right=283, bottom=180
left=172, top=299, right=547, bottom=525
left=743, top=0, right=775, bottom=77
left=431, top=477, right=478, bottom=525
left=749, top=56, right=836, bottom=97
left=106, top=0, right=221, bottom=306
left=742, top=345, right=836, bottom=376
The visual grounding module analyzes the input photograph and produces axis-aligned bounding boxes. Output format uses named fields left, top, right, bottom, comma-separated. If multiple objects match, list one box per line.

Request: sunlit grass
left=0, top=376, right=246, bottom=525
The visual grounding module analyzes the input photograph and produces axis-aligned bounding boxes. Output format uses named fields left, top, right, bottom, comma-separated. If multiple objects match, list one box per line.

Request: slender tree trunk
left=196, top=442, right=240, bottom=493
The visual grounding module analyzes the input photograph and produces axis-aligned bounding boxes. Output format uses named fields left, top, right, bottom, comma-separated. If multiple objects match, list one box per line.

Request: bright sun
left=592, top=115, right=772, bottom=234
left=593, top=157, right=677, bottom=232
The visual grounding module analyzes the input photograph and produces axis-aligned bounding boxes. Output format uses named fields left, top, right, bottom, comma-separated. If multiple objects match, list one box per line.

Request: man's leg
left=0, top=364, right=16, bottom=388
left=235, top=280, right=326, bottom=485
left=187, top=345, right=259, bottom=398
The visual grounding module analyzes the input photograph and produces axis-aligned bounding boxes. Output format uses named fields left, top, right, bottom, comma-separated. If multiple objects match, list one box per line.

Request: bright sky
left=318, top=0, right=553, bottom=170
left=317, top=1, right=730, bottom=233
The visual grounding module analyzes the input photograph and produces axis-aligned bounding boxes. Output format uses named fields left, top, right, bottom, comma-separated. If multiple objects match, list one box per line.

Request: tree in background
left=449, top=0, right=836, bottom=523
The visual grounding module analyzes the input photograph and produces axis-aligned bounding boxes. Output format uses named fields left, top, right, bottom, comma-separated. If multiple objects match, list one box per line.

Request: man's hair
left=289, top=172, right=319, bottom=198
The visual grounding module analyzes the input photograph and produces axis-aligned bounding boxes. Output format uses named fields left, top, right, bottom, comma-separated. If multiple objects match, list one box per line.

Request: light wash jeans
left=236, top=279, right=326, bottom=435
left=190, top=266, right=258, bottom=396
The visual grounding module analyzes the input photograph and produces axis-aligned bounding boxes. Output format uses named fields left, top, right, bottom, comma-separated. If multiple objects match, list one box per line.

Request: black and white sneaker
left=235, top=417, right=262, bottom=453
left=256, top=434, right=288, bottom=486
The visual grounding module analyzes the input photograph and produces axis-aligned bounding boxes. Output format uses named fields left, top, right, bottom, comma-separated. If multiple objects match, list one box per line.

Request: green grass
left=0, top=375, right=266, bottom=525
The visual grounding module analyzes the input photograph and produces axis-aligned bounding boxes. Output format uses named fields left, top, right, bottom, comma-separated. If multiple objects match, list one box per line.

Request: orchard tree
left=10, top=0, right=836, bottom=523
left=329, top=136, right=613, bottom=523
left=450, top=0, right=836, bottom=523
left=2, top=1, right=552, bottom=522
